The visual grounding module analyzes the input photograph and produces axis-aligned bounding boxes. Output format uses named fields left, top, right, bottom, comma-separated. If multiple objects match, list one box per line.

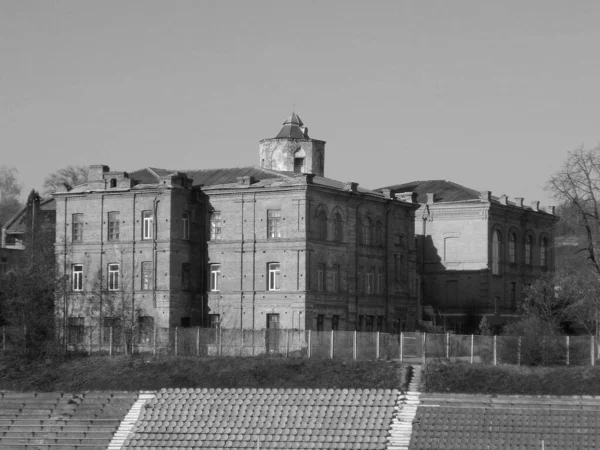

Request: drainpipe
left=63, top=196, right=68, bottom=351
left=152, top=196, right=159, bottom=320
left=420, top=205, right=430, bottom=325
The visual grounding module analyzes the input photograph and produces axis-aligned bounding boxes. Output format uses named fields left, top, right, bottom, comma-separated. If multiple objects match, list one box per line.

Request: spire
left=275, top=112, right=309, bottom=139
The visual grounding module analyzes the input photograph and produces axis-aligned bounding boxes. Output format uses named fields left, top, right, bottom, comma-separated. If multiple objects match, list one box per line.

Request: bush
left=502, top=316, right=566, bottom=366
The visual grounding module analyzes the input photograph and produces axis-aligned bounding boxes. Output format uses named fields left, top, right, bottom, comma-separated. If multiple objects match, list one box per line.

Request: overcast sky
left=2, top=1, right=600, bottom=207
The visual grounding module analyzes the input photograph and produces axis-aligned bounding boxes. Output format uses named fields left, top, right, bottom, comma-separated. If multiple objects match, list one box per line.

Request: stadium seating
left=0, top=391, right=137, bottom=449
left=124, top=387, right=401, bottom=449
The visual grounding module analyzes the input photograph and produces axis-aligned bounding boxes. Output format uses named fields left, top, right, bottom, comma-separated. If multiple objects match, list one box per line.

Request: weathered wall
left=259, top=139, right=326, bottom=177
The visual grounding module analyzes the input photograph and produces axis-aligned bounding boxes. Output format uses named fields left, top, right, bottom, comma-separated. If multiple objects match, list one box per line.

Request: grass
left=0, top=354, right=408, bottom=392
left=423, top=361, right=600, bottom=395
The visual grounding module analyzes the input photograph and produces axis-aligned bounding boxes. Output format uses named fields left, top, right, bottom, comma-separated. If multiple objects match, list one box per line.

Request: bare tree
left=43, top=165, right=88, bottom=196
left=547, top=145, right=600, bottom=274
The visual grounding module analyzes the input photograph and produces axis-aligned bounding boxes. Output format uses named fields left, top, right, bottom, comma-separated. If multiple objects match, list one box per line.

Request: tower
left=259, top=113, right=326, bottom=177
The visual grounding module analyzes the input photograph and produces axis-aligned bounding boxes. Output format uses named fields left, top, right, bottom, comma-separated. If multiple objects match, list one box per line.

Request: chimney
left=237, top=175, right=255, bottom=186
left=531, top=201, right=540, bottom=212
left=88, top=164, right=109, bottom=181
left=396, top=192, right=419, bottom=203
left=426, top=193, right=436, bottom=204
left=345, top=182, right=359, bottom=192
left=480, top=190, right=491, bottom=202
left=381, top=189, right=393, bottom=199
left=546, top=205, right=556, bottom=215
left=514, top=197, right=524, bottom=207
left=499, top=194, right=508, bottom=205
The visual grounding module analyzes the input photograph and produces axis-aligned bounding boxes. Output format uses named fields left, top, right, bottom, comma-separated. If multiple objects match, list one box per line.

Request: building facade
left=53, top=115, right=420, bottom=345
left=377, top=180, right=558, bottom=332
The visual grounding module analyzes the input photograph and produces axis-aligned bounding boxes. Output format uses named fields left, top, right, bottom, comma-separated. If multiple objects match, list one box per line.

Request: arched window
left=540, top=237, right=548, bottom=268
left=316, top=210, right=328, bottom=240
left=364, top=217, right=373, bottom=246
left=357, top=218, right=363, bottom=245
left=334, top=213, right=343, bottom=242
left=492, top=230, right=501, bottom=275
left=508, top=232, right=516, bottom=264
left=525, top=234, right=533, bottom=266
left=375, top=221, right=383, bottom=247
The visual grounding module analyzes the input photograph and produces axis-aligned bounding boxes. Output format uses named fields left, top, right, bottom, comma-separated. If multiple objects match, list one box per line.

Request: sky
left=2, top=1, right=600, bottom=208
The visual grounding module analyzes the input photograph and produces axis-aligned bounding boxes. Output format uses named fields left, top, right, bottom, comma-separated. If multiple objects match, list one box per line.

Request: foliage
left=501, top=315, right=566, bottom=366
left=0, top=165, right=22, bottom=226
left=43, top=165, right=88, bottom=196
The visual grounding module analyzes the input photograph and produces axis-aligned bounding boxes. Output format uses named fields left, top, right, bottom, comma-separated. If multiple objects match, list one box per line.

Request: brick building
left=377, top=180, right=558, bottom=332
left=54, top=114, right=420, bottom=341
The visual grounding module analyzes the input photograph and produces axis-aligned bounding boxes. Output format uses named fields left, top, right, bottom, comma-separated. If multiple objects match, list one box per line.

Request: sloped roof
left=3, top=198, right=56, bottom=233
left=377, top=180, right=481, bottom=203
left=274, top=112, right=310, bottom=139
left=183, top=167, right=285, bottom=187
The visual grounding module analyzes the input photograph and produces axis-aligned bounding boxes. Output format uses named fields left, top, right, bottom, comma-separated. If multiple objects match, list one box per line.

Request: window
left=332, top=315, right=340, bottom=331
left=267, top=210, right=281, bottom=238
left=268, top=263, right=281, bottom=290
left=266, top=314, right=280, bottom=353
left=108, top=263, right=119, bottom=291
left=72, top=214, right=83, bottom=242
left=210, top=211, right=222, bottom=240
left=317, top=264, right=324, bottom=291
left=67, top=317, right=84, bottom=345
left=375, top=221, right=383, bottom=247
left=142, top=211, right=153, bottom=240
left=209, top=314, right=220, bottom=329
left=331, top=265, right=339, bottom=293
left=358, top=266, right=364, bottom=293
left=364, top=217, right=373, bottom=246
left=334, top=213, right=343, bottom=242
left=103, top=317, right=121, bottom=345
left=316, top=314, right=325, bottom=331
left=108, top=212, right=120, bottom=241
left=110, top=178, right=117, bottom=188
left=366, top=268, right=374, bottom=294
left=508, top=232, right=516, bottom=264
left=210, top=264, right=221, bottom=291
left=316, top=210, right=327, bottom=240
left=492, top=230, right=501, bottom=275
left=72, top=264, right=83, bottom=291
left=376, top=268, right=384, bottom=294
left=525, top=235, right=533, bottom=266
left=182, top=212, right=190, bottom=240
left=540, top=237, right=548, bottom=268
left=357, top=218, right=363, bottom=245
left=141, top=262, right=153, bottom=290
left=182, top=263, right=191, bottom=291
left=138, top=316, right=154, bottom=345
left=294, top=157, right=304, bottom=173
left=365, top=315, right=374, bottom=332
left=394, top=254, right=405, bottom=282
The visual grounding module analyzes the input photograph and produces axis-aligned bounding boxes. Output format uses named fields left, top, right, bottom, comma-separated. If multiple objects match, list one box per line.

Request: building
left=377, top=180, right=558, bottom=332
left=53, top=114, right=420, bottom=345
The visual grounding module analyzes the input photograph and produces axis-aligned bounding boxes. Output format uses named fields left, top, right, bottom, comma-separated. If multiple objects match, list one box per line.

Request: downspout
left=99, top=194, right=104, bottom=346
left=384, top=203, right=391, bottom=332
left=355, top=202, right=361, bottom=330
left=420, top=205, right=430, bottom=325
left=240, top=193, right=244, bottom=329
left=252, top=192, right=257, bottom=331
left=63, top=197, right=68, bottom=350
left=152, top=196, right=159, bottom=317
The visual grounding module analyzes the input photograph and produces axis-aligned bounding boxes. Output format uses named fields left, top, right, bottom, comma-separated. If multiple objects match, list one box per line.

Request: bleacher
left=125, top=387, right=400, bottom=449
left=0, top=391, right=137, bottom=449
left=409, top=393, right=600, bottom=450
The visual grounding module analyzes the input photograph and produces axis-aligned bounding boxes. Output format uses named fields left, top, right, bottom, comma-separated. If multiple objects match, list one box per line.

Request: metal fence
left=0, top=326, right=598, bottom=366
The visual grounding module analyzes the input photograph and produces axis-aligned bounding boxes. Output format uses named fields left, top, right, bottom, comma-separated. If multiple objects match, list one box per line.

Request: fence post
left=109, top=326, right=113, bottom=357
left=470, top=334, right=474, bottom=364
left=175, top=326, right=178, bottom=356
left=307, top=330, right=311, bottom=358
left=153, top=325, right=157, bottom=356
left=566, top=335, right=570, bottom=366
left=400, top=332, right=404, bottom=362
left=493, top=335, right=497, bottom=366
left=197, top=327, right=200, bottom=357
left=330, top=330, right=334, bottom=359
left=422, top=333, right=426, bottom=364
left=517, top=336, right=521, bottom=366
left=353, top=330, right=357, bottom=360
left=446, top=333, right=450, bottom=359
left=376, top=332, right=380, bottom=360
left=592, top=335, right=595, bottom=366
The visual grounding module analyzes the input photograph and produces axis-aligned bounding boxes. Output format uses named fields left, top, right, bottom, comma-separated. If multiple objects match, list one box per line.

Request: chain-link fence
left=0, top=326, right=598, bottom=366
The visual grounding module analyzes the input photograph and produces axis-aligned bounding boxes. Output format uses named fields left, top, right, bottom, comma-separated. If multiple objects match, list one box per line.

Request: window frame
left=108, top=211, right=120, bottom=241
left=267, top=210, right=282, bottom=239
left=181, top=262, right=191, bottom=291
left=331, top=265, right=339, bottom=293
left=316, top=210, right=328, bottom=240
left=540, top=237, right=548, bottom=268
left=210, top=211, right=222, bottom=240
left=317, top=264, right=325, bottom=292
left=334, top=213, right=343, bottom=242
left=525, top=234, right=533, bottom=266
left=108, top=263, right=120, bottom=291
left=141, top=261, right=153, bottom=290
left=366, top=268, right=374, bottom=294
left=508, top=232, right=516, bottom=264
left=492, top=230, right=501, bottom=275
left=72, top=213, right=83, bottom=242
left=210, top=264, right=221, bottom=292
left=268, top=262, right=281, bottom=291
left=142, top=210, right=153, bottom=240
left=72, top=264, right=83, bottom=291
left=67, top=317, right=85, bottom=345
left=182, top=211, right=190, bottom=240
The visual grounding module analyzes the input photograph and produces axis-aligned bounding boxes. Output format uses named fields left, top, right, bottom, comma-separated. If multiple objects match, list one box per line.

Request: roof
left=3, top=198, right=56, bottom=233
left=377, top=180, right=481, bottom=203
left=274, top=112, right=310, bottom=139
